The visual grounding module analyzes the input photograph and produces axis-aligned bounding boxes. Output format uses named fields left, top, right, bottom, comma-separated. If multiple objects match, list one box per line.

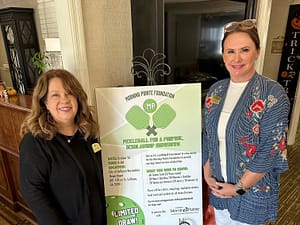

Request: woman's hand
left=204, top=161, right=216, bottom=187
left=211, top=182, right=236, bottom=198
left=203, top=160, right=236, bottom=198
left=203, top=160, right=221, bottom=191
left=205, top=176, right=218, bottom=189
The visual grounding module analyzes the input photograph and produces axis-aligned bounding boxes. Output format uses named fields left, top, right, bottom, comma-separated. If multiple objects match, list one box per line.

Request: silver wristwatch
left=234, top=180, right=248, bottom=195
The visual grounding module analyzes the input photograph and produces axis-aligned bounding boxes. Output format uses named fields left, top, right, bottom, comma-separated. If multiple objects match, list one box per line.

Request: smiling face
left=291, top=17, right=300, bottom=30
left=45, top=77, right=78, bottom=128
left=223, top=32, right=260, bottom=82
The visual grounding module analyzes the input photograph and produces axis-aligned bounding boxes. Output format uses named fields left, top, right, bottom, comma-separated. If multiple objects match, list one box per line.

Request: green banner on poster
left=96, top=84, right=202, bottom=225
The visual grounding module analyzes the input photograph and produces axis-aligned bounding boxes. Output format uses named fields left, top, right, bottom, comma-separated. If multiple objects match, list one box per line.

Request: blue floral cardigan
left=202, top=73, right=290, bottom=224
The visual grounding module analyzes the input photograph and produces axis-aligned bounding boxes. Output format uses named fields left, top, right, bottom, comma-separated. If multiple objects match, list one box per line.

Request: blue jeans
left=214, top=208, right=252, bottom=225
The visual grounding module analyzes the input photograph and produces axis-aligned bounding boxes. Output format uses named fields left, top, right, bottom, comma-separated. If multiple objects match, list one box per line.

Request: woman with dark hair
left=19, top=69, right=107, bottom=225
left=202, top=19, right=290, bottom=225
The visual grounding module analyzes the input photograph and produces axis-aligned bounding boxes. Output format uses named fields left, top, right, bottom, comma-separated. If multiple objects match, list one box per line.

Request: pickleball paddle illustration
left=125, top=105, right=150, bottom=129
left=125, top=100, right=176, bottom=136
left=153, top=103, right=176, bottom=128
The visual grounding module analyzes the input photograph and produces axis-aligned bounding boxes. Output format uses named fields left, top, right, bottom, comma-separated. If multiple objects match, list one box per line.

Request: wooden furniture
left=0, top=7, right=40, bottom=95
left=0, top=95, right=34, bottom=220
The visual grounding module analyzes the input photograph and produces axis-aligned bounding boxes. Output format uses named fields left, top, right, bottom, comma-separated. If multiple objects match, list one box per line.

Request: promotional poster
left=96, top=84, right=202, bottom=225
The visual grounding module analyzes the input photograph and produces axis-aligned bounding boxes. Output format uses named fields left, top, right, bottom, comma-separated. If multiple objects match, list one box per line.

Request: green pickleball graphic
left=126, top=105, right=150, bottom=129
left=153, top=103, right=176, bottom=128
left=106, top=195, right=145, bottom=225
left=143, top=99, right=157, bottom=113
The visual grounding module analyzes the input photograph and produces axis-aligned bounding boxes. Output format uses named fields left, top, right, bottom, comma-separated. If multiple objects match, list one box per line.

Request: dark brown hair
left=20, top=69, right=98, bottom=140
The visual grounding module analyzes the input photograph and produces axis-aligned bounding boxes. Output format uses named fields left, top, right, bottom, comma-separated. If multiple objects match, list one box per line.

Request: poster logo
left=106, top=195, right=145, bottom=225
left=179, top=218, right=194, bottom=225
left=126, top=99, right=176, bottom=136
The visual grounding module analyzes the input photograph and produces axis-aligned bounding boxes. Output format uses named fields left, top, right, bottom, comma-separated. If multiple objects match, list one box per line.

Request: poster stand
left=96, top=84, right=203, bottom=225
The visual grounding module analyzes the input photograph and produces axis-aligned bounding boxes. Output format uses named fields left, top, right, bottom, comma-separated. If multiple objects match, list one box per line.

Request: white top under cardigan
left=217, top=80, right=248, bottom=182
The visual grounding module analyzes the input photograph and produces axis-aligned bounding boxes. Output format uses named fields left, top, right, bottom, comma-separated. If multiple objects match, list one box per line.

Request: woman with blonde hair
left=202, top=19, right=290, bottom=225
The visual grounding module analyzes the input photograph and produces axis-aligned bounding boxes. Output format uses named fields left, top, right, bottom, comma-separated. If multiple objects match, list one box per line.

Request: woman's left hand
left=211, top=182, right=236, bottom=198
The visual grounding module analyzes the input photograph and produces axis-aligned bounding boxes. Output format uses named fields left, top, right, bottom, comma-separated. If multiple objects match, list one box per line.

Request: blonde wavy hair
left=20, top=69, right=99, bottom=140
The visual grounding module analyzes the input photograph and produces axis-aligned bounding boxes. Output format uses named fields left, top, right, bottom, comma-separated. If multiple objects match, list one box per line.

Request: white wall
left=81, top=0, right=134, bottom=91
left=262, top=0, right=299, bottom=80
left=54, top=0, right=133, bottom=105
left=263, top=0, right=300, bottom=144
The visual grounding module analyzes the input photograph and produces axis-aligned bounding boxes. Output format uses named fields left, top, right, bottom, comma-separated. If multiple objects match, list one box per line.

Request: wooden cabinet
left=0, top=7, right=40, bottom=94
left=0, top=152, right=14, bottom=204
left=6, top=153, right=31, bottom=215
left=0, top=95, right=34, bottom=219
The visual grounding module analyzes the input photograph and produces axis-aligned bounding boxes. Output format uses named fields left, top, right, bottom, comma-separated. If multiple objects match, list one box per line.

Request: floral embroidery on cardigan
left=250, top=99, right=265, bottom=114
left=205, top=95, right=221, bottom=109
left=271, top=123, right=288, bottom=160
left=205, top=85, right=223, bottom=112
left=242, top=94, right=279, bottom=158
left=240, top=136, right=257, bottom=157
left=253, top=185, right=271, bottom=193
left=246, top=99, right=265, bottom=136
left=246, top=95, right=277, bottom=122
left=252, top=124, right=260, bottom=134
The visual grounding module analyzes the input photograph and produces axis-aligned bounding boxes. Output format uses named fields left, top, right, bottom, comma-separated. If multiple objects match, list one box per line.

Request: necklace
left=62, top=131, right=77, bottom=143
left=59, top=128, right=78, bottom=143
left=65, top=135, right=74, bottom=143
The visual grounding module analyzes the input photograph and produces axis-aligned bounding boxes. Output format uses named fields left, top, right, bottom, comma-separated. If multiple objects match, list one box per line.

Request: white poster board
left=96, top=84, right=202, bottom=225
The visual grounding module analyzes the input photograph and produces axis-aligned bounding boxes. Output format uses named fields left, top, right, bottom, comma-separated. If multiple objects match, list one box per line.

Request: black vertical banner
left=278, top=4, right=300, bottom=110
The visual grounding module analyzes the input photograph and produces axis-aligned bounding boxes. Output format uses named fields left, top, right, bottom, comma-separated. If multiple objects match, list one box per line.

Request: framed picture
left=271, top=40, right=284, bottom=54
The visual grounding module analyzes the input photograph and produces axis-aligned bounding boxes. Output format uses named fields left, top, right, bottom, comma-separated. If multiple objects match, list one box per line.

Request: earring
left=47, top=110, right=52, bottom=122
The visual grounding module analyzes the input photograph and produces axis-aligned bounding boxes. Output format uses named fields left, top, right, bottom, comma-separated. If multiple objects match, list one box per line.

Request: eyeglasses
left=224, top=19, right=257, bottom=33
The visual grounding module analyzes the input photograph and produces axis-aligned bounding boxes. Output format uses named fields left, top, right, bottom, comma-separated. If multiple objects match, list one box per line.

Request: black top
left=65, top=131, right=103, bottom=225
left=19, top=131, right=107, bottom=225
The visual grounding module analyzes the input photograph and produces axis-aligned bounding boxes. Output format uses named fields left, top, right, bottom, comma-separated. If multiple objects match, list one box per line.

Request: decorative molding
left=255, top=0, right=272, bottom=74
left=55, top=0, right=92, bottom=104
